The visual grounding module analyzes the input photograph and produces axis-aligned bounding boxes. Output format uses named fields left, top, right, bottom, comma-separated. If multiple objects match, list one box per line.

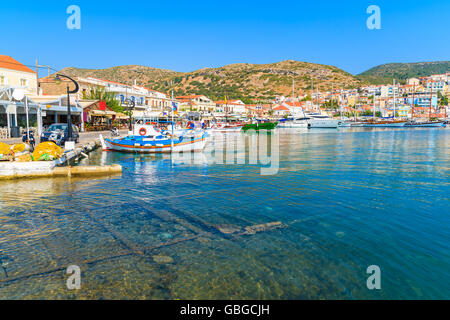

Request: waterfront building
left=425, top=81, right=447, bottom=93
left=380, top=85, right=400, bottom=98
left=39, top=76, right=150, bottom=116
left=0, top=55, right=41, bottom=136
left=176, top=95, right=215, bottom=112
left=272, top=104, right=290, bottom=117
left=215, top=100, right=246, bottom=114
left=407, top=78, right=421, bottom=86
left=0, top=55, right=37, bottom=95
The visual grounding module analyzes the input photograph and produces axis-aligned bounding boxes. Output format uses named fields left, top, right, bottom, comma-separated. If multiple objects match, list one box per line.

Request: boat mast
left=171, top=90, right=174, bottom=151
left=293, top=78, right=295, bottom=118
left=429, top=80, right=433, bottom=121
left=393, top=79, right=396, bottom=120
left=411, top=83, right=416, bottom=120
left=225, top=91, right=228, bottom=124
left=373, top=90, right=376, bottom=119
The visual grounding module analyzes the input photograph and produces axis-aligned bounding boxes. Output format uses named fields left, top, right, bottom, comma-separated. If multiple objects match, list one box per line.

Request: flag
left=224, top=95, right=228, bottom=104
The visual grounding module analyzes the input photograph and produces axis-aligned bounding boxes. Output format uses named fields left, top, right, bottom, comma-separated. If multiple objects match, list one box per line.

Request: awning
left=90, top=110, right=117, bottom=117
left=115, top=113, right=129, bottom=120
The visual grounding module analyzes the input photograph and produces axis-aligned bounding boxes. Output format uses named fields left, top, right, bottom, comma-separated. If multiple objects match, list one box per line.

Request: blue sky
left=1, top=0, right=449, bottom=78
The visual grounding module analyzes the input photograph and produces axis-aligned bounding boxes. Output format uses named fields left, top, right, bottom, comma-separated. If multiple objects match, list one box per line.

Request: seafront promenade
left=0, top=130, right=128, bottom=146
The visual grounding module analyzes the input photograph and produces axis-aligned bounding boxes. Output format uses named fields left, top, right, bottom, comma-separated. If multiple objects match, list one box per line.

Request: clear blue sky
left=1, top=0, right=449, bottom=78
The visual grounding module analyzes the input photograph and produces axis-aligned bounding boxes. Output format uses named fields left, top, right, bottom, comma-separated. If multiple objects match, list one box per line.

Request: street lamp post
left=125, top=98, right=135, bottom=133
left=54, top=74, right=79, bottom=142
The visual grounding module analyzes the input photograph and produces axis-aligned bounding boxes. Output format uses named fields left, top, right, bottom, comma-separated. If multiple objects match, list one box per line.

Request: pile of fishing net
left=0, top=142, right=32, bottom=161
left=32, top=142, right=64, bottom=161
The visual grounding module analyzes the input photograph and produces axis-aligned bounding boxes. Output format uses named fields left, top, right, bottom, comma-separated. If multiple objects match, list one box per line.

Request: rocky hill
left=53, top=65, right=181, bottom=86
left=52, top=60, right=361, bottom=103
left=357, top=61, right=450, bottom=84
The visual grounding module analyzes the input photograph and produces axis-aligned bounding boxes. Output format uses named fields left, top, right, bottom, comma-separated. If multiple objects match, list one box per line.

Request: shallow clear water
left=0, top=128, right=449, bottom=300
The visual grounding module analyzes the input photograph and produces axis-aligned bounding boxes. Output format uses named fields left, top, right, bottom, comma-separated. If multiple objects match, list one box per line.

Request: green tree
left=82, top=86, right=124, bottom=113
left=438, top=91, right=448, bottom=106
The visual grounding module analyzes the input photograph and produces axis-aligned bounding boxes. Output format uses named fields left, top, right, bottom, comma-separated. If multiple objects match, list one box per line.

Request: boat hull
left=102, top=133, right=208, bottom=153
left=363, top=122, right=407, bottom=128
left=277, top=122, right=308, bottom=128
left=406, top=122, right=446, bottom=128
left=308, top=120, right=341, bottom=128
left=242, top=122, right=278, bottom=131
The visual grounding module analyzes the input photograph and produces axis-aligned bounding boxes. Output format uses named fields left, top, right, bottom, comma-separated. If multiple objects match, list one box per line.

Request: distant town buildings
left=1, top=54, right=449, bottom=138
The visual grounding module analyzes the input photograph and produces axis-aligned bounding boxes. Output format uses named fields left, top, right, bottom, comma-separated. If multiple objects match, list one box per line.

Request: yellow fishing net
left=15, top=154, right=32, bottom=162
left=32, top=142, right=64, bottom=161
left=12, top=143, right=27, bottom=153
left=0, top=142, right=12, bottom=156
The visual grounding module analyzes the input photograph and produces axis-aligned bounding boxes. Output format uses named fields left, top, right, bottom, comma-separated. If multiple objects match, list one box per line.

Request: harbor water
left=0, top=127, right=449, bottom=299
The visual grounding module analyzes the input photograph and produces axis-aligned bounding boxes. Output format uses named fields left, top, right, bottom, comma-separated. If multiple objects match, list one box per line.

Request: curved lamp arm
left=56, top=73, right=79, bottom=94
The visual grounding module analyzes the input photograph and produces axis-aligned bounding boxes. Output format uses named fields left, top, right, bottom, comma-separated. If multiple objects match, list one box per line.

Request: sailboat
left=364, top=79, right=407, bottom=128
left=405, top=81, right=446, bottom=128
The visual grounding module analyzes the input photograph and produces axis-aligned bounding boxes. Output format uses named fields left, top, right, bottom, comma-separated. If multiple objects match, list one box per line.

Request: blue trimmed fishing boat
left=100, top=125, right=208, bottom=153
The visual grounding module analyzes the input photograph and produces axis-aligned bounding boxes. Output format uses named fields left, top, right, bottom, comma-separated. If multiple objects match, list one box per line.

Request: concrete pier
left=0, top=136, right=122, bottom=180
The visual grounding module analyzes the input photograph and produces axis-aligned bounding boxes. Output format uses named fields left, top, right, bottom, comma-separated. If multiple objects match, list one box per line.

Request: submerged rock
left=216, top=224, right=242, bottom=234
left=159, top=232, right=173, bottom=240
left=153, top=255, right=174, bottom=264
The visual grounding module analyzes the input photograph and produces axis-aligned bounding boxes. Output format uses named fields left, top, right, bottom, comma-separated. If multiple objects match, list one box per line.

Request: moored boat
left=242, top=122, right=278, bottom=131
left=306, top=115, right=342, bottom=128
left=210, top=122, right=244, bottom=132
left=362, top=120, right=407, bottom=128
left=277, top=119, right=308, bottom=128
left=100, top=124, right=208, bottom=153
left=405, top=121, right=446, bottom=128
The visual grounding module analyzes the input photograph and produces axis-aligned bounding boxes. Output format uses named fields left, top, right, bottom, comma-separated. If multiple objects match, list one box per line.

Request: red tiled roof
left=273, top=105, right=290, bottom=111
left=176, top=95, right=203, bottom=99
left=0, top=55, right=35, bottom=73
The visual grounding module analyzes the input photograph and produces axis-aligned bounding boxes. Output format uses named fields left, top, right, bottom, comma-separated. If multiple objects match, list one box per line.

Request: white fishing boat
left=100, top=124, right=208, bottom=153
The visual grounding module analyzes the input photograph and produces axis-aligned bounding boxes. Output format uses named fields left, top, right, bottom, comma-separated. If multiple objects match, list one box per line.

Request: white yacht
left=299, top=114, right=342, bottom=128
left=277, top=118, right=308, bottom=128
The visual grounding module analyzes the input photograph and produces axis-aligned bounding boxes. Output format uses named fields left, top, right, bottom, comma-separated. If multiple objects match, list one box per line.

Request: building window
left=20, top=79, right=27, bottom=87
left=0, top=75, right=6, bottom=85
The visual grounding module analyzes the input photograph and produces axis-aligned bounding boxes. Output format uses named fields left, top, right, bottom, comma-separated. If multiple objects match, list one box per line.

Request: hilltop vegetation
left=52, top=60, right=450, bottom=102
left=54, top=65, right=181, bottom=85
left=54, top=60, right=361, bottom=103
left=357, top=61, right=450, bottom=84
left=149, top=60, right=360, bottom=102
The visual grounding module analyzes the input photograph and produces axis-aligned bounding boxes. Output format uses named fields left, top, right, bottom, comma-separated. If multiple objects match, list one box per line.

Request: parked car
left=40, top=123, right=80, bottom=146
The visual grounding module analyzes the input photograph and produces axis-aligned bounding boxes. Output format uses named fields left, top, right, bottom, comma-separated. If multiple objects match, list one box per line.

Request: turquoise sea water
left=0, top=128, right=449, bottom=299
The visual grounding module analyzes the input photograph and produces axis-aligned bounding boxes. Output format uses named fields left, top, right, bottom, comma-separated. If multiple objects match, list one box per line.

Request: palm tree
left=82, top=86, right=123, bottom=113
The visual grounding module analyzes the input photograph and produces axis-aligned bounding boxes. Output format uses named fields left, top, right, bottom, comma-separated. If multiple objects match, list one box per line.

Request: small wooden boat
left=100, top=125, right=208, bottom=153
